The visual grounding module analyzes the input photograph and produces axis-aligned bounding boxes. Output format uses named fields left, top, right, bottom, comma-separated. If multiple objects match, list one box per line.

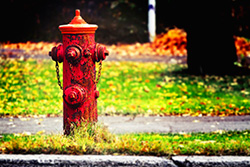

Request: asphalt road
left=0, top=115, right=250, bottom=134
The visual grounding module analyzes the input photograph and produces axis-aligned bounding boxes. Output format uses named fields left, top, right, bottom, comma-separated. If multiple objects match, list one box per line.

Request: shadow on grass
left=169, top=65, right=250, bottom=77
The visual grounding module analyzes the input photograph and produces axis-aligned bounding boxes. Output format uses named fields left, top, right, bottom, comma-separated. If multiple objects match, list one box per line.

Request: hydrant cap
left=59, top=9, right=98, bottom=34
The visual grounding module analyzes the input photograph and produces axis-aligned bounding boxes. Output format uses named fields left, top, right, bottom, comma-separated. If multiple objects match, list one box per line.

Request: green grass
left=0, top=59, right=250, bottom=117
left=1, top=123, right=250, bottom=156
left=0, top=59, right=62, bottom=116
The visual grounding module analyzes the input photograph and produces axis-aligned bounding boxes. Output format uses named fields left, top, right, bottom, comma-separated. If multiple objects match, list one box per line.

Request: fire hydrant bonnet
left=59, top=9, right=98, bottom=34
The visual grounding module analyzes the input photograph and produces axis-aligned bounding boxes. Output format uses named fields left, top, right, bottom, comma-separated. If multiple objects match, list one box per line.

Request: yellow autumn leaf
left=36, top=130, right=45, bottom=135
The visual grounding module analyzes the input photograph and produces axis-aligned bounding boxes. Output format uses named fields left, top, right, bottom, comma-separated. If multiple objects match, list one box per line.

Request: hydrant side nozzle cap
left=59, top=9, right=98, bottom=34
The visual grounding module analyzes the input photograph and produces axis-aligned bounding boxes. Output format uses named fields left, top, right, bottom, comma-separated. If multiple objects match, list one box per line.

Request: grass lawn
left=1, top=123, right=250, bottom=156
left=0, top=59, right=250, bottom=117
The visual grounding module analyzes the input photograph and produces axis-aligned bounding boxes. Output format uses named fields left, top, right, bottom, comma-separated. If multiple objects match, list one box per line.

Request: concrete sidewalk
left=0, top=154, right=250, bottom=167
left=0, top=115, right=250, bottom=134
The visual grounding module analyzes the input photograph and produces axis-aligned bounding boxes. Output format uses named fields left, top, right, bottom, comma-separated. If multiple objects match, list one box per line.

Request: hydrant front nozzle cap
left=59, top=9, right=98, bottom=34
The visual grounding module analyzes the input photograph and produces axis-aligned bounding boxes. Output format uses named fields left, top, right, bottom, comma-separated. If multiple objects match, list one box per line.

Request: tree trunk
left=186, top=1, right=237, bottom=75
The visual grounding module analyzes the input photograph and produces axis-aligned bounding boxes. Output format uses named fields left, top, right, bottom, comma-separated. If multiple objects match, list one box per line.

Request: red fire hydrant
left=49, top=9, right=109, bottom=135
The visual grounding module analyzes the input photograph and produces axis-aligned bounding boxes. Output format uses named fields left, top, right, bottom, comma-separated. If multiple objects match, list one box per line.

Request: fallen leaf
left=36, top=130, right=45, bottom=135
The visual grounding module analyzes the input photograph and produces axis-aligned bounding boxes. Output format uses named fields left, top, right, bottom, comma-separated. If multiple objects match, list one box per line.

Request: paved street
left=1, top=115, right=250, bottom=134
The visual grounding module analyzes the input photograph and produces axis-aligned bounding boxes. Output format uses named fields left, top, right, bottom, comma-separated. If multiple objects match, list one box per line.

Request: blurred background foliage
left=1, top=0, right=250, bottom=44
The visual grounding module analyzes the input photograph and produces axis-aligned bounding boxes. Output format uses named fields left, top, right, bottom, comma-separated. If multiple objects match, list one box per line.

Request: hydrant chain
left=55, top=61, right=63, bottom=90
left=96, top=60, right=102, bottom=84
left=88, top=55, right=102, bottom=85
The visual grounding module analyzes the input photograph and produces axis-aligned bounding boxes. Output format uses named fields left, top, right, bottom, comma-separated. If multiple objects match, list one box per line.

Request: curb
left=0, top=154, right=176, bottom=167
left=0, top=155, right=250, bottom=167
left=172, top=156, right=250, bottom=167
